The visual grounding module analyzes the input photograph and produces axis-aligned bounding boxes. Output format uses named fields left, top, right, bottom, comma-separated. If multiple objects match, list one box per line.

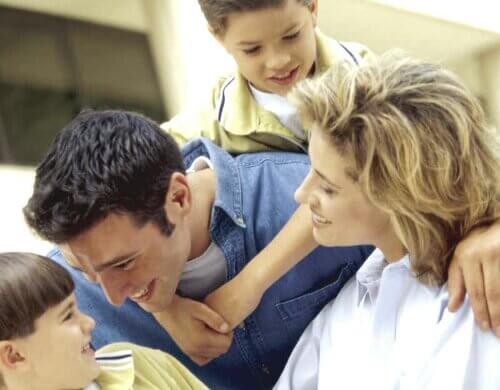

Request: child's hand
left=205, top=271, right=264, bottom=330
left=153, top=294, right=233, bottom=365
left=448, top=221, right=500, bottom=336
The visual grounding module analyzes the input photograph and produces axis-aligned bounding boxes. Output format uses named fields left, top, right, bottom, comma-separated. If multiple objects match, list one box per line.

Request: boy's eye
left=283, top=31, right=300, bottom=41
left=243, top=46, right=261, bottom=55
left=63, top=311, right=74, bottom=322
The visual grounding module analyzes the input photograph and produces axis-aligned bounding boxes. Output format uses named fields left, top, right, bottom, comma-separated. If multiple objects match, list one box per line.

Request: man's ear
left=164, top=172, right=192, bottom=218
left=0, top=342, right=26, bottom=371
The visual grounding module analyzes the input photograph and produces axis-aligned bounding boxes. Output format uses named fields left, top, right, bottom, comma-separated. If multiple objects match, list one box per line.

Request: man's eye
left=63, top=311, right=73, bottom=322
left=243, top=46, right=261, bottom=55
left=114, top=259, right=135, bottom=270
left=283, top=31, right=300, bottom=41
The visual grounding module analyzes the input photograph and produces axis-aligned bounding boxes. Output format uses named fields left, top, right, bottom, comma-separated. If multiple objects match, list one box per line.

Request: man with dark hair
left=24, top=110, right=371, bottom=389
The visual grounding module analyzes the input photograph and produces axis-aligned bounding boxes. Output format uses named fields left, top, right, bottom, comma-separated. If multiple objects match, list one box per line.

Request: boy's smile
left=215, top=0, right=318, bottom=96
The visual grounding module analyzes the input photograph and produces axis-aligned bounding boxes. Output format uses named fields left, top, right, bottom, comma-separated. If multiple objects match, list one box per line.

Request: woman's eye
left=243, top=46, right=261, bottom=55
left=283, top=31, right=300, bottom=41
left=322, top=186, right=336, bottom=195
left=63, top=311, right=73, bottom=322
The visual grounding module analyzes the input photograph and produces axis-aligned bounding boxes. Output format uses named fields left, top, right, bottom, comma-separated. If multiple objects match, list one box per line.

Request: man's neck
left=186, top=168, right=216, bottom=259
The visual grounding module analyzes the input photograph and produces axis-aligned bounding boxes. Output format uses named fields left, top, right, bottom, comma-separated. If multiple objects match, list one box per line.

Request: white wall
left=145, top=0, right=233, bottom=116
left=0, top=166, right=51, bottom=253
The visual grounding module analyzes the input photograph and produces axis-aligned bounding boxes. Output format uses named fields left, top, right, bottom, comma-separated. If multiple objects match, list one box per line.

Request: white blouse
left=274, top=249, right=499, bottom=390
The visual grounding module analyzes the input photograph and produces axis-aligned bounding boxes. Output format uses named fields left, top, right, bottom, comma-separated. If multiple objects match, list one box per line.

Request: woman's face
left=295, top=129, right=400, bottom=257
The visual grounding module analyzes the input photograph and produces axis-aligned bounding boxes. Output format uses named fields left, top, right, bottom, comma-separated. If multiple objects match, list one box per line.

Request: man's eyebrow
left=237, top=23, right=300, bottom=45
left=58, top=301, right=75, bottom=319
left=313, top=168, right=343, bottom=189
left=93, top=252, right=139, bottom=273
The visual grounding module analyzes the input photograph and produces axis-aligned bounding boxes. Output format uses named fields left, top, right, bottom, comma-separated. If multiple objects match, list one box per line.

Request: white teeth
left=276, top=72, right=291, bottom=79
left=313, top=214, right=330, bottom=224
left=132, top=285, right=150, bottom=299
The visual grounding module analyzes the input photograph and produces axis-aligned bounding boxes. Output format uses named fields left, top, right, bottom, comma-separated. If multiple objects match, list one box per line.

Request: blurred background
left=0, top=0, right=499, bottom=253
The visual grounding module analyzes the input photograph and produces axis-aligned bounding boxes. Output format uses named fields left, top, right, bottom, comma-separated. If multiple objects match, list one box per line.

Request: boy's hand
left=205, top=273, right=264, bottom=329
left=153, top=294, right=233, bottom=365
left=448, top=221, right=500, bottom=336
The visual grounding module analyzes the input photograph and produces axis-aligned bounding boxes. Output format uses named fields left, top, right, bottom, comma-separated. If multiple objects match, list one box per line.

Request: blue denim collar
left=182, top=138, right=246, bottom=229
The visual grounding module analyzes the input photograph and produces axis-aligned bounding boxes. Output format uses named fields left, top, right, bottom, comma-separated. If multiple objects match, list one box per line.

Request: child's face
left=216, top=0, right=318, bottom=96
left=15, top=293, right=99, bottom=389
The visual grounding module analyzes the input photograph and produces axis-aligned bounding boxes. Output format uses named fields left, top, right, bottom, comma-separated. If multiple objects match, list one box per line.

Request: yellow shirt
left=161, top=30, right=372, bottom=154
left=96, top=343, right=207, bottom=390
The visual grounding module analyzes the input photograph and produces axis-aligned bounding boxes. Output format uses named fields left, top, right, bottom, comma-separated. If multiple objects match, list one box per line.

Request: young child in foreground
left=0, top=252, right=206, bottom=390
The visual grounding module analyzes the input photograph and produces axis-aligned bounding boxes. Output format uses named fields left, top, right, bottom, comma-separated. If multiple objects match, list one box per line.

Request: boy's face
left=14, top=294, right=99, bottom=389
left=216, top=0, right=318, bottom=96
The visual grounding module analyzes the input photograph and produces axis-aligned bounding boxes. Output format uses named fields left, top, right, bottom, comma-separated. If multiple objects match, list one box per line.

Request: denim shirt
left=49, top=138, right=372, bottom=390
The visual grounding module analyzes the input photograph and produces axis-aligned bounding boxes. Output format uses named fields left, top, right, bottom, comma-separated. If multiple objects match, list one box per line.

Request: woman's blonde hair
left=290, top=51, right=500, bottom=285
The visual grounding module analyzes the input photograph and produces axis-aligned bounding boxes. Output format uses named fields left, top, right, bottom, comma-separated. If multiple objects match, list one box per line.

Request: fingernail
left=496, top=326, right=500, bottom=337
left=220, top=323, right=229, bottom=332
left=481, top=321, right=490, bottom=330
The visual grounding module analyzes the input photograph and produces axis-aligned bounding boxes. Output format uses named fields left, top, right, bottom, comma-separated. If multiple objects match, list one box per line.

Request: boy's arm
left=205, top=206, right=500, bottom=335
left=152, top=294, right=233, bottom=366
left=205, top=204, right=317, bottom=329
left=448, top=219, right=500, bottom=336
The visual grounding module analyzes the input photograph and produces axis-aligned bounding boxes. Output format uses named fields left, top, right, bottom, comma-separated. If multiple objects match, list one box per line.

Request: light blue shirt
left=275, top=248, right=500, bottom=389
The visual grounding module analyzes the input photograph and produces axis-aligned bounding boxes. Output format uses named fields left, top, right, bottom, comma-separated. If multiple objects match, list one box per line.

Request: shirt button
left=261, top=364, right=270, bottom=374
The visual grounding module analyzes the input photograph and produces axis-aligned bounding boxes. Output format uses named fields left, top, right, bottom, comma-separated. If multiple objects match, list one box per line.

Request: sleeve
left=97, top=342, right=208, bottom=390
left=273, top=302, right=332, bottom=390
left=160, top=78, right=226, bottom=148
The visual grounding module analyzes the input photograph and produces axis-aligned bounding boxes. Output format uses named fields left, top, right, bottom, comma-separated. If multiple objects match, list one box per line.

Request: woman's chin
left=312, top=229, right=336, bottom=247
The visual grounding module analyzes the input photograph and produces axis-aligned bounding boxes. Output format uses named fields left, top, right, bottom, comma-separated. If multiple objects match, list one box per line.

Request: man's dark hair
left=24, top=110, right=185, bottom=243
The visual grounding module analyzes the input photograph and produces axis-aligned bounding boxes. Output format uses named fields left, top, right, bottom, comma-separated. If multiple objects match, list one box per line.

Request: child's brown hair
left=199, top=0, right=312, bottom=34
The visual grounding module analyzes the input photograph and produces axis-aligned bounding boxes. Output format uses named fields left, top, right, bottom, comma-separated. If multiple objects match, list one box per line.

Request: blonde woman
left=274, top=52, right=500, bottom=389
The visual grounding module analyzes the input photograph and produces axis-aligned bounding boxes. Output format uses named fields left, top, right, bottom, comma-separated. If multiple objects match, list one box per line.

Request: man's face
left=216, top=0, right=318, bottom=96
left=62, top=212, right=192, bottom=313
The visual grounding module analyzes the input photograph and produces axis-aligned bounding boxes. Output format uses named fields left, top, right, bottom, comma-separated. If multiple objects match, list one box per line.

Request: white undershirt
left=249, top=83, right=306, bottom=140
left=275, top=248, right=500, bottom=390
left=83, top=382, right=100, bottom=390
left=176, top=156, right=227, bottom=300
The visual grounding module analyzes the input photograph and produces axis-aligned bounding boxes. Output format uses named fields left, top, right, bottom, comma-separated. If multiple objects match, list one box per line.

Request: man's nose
left=98, top=271, right=131, bottom=306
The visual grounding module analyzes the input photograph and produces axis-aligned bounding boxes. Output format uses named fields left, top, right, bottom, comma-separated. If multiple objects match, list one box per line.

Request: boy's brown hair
left=199, top=0, right=312, bottom=34
left=0, top=252, right=74, bottom=341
